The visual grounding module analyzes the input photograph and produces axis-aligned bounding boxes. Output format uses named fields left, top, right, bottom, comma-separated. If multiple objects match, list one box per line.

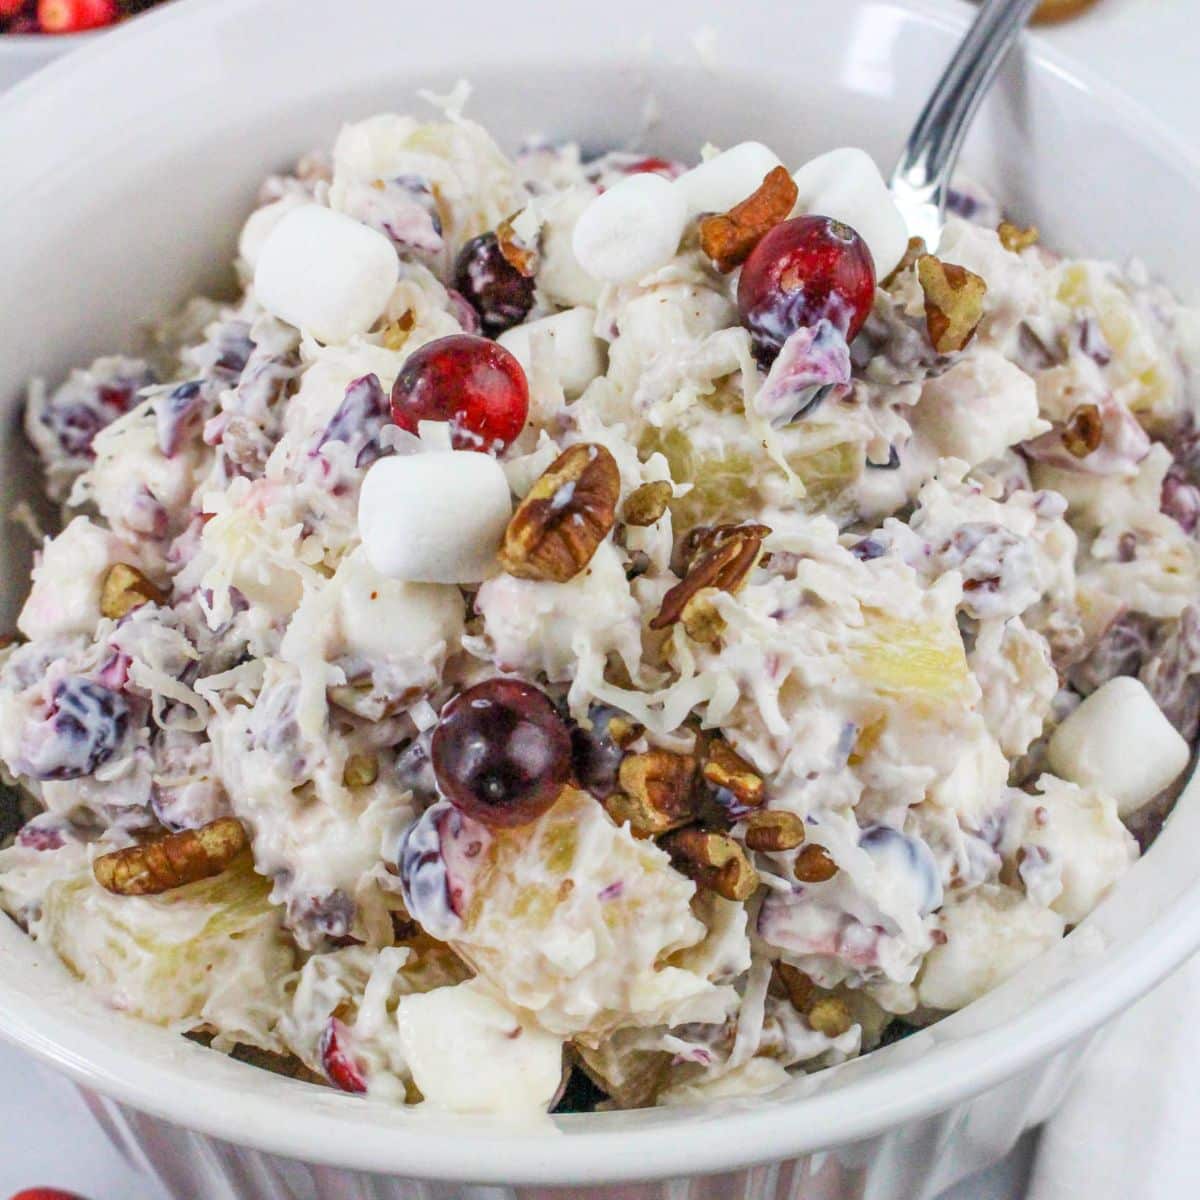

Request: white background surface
left=0, top=0, right=1191, bottom=1196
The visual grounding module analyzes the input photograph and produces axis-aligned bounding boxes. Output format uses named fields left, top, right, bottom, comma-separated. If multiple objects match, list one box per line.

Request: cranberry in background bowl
left=0, top=0, right=169, bottom=90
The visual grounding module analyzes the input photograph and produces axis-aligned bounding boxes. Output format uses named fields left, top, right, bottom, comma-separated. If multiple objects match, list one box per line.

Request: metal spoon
left=890, top=0, right=1042, bottom=250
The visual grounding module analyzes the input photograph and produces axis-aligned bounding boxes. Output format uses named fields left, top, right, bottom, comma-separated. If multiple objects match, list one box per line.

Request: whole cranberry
left=318, top=1017, right=368, bottom=1094
left=431, top=679, right=571, bottom=828
left=390, top=334, right=529, bottom=455
left=37, top=0, right=118, bottom=33
left=453, top=234, right=535, bottom=336
left=10, top=1191, right=88, bottom=1200
left=737, top=215, right=876, bottom=366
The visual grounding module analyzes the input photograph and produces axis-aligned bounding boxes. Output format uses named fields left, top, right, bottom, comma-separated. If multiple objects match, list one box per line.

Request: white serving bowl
left=0, top=30, right=92, bottom=91
left=2, top=1, right=1200, bottom=1197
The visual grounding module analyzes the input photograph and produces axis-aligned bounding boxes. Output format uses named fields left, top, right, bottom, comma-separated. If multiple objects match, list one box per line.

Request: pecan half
left=794, top=843, right=839, bottom=883
left=497, top=212, right=539, bottom=277
left=881, top=236, right=927, bottom=289
left=93, top=817, right=248, bottom=896
left=997, top=221, right=1039, bottom=254
left=917, top=255, right=987, bottom=353
left=744, top=810, right=805, bottom=852
left=100, top=563, right=167, bottom=620
left=1062, top=403, right=1103, bottom=458
left=652, top=526, right=767, bottom=631
left=661, top=827, right=760, bottom=901
left=699, top=166, right=799, bottom=273
left=701, top=738, right=765, bottom=809
left=623, top=480, right=673, bottom=527
left=605, top=750, right=698, bottom=836
left=499, top=443, right=620, bottom=582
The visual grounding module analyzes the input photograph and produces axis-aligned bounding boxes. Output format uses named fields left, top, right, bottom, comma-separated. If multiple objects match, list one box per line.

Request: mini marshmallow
left=237, top=194, right=307, bottom=272
left=358, top=451, right=512, bottom=584
left=791, top=147, right=910, bottom=279
left=674, top=141, right=784, bottom=215
left=571, top=173, right=688, bottom=284
left=1048, top=676, right=1190, bottom=816
left=396, top=979, right=564, bottom=1115
left=335, top=548, right=464, bottom=661
left=498, top=306, right=606, bottom=398
left=253, top=204, right=399, bottom=344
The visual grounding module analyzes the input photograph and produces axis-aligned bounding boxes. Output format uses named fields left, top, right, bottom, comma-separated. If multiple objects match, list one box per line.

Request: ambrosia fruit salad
left=2, top=86, right=1198, bottom=1116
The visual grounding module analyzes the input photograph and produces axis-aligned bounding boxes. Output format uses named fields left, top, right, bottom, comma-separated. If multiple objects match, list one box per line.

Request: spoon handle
left=890, top=0, right=1041, bottom=246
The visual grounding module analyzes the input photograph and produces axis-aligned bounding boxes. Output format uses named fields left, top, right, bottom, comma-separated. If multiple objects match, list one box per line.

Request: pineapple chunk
left=1056, top=263, right=1173, bottom=421
left=39, top=856, right=293, bottom=1048
left=453, top=788, right=730, bottom=1040
left=849, top=612, right=973, bottom=710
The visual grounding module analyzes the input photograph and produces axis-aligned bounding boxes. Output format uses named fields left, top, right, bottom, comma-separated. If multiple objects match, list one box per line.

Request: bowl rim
left=3, top=0, right=1200, bottom=1184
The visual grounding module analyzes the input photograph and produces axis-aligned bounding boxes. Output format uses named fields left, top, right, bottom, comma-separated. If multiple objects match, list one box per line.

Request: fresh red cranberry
left=10, top=1191, right=88, bottom=1200
left=0, top=0, right=30, bottom=19
left=453, top=234, right=536, bottom=336
left=432, top=679, right=571, bottom=828
left=318, top=1017, right=368, bottom=1094
left=621, top=156, right=684, bottom=179
left=737, top=215, right=876, bottom=366
left=390, top=334, right=529, bottom=454
left=37, top=0, right=118, bottom=32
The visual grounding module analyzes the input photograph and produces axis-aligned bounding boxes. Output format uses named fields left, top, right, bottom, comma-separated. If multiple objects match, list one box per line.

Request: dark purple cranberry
left=570, top=707, right=628, bottom=800
left=737, top=216, right=876, bottom=367
left=851, top=538, right=887, bottom=561
left=27, top=678, right=129, bottom=781
left=156, top=381, right=206, bottom=457
left=314, top=373, right=389, bottom=467
left=453, top=233, right=536, bottom=337
left=431, top=679, right=571, bottom=828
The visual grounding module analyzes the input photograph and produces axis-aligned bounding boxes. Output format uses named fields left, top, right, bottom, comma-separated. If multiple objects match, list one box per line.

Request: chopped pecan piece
left=661, top=827, right=759, bottom=901
left=652, top=526, right=767, bottom=631
left=997, top=221, right=1039, bottom=253
left=499, top=443, right=620, bottom=582
left=680, top=588, right=725, bottom=644
left=794, top=843, right=839, bottom=883
left=622, top=480, right=673, bottom=527
left=744, top=810, right=805, bottom=852
left=605, top=750, right=698, bottom=836
left=496, top=212, right=539, bottom=277
left=100, top=563, right=167, bottom=620
left=698, top=166, right=799, bottom=273
left=917, top=255, right=987, bottom=353
left=342, top=753, right=379, bottom=789
left=1062, top=403, right=1103, bottom=458
left=93, top=817, right=248, bottom=896
left=701, top=738, right=765, bottom=808
left=881, top=236, right=927, bottom=289
left=807, top=996, right=853, bottom=1037
left=680, top=522, right=773, bottom=570
left=774, top=961, right=816, bottom=1012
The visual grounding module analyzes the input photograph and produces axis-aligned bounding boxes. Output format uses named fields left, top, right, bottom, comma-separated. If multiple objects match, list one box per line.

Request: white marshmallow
left=396, top=979, right=564, bottom=1115
left=791, top=147, right=910, bottom=278
left=571, top=173, right=688, bottom=284
left=334, top=548, right=464, bottom=661
left=498, top=306, right=606, bottom=399
left=237, top=194, right=307, bottom=272
left=674, top=141, right=784, bottom=215
left=1048, top=677, right=1190, bottom=816
left=253, top=204, right=399, bottom=344
left=357, top=451, right=512, bottom=584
